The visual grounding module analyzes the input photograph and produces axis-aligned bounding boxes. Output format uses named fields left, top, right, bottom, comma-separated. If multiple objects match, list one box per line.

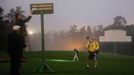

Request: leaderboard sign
left=30, top=3, right=53, bottom=14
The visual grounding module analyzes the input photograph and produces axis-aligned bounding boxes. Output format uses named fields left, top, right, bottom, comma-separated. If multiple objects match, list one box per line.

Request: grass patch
left=0, top=51, right=134, bottom=75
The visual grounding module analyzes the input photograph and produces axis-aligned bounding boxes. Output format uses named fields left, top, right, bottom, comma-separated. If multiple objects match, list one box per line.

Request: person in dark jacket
left=14, top=13, right=32, bottom=37
left=14, top=13, right=32, bottom=58
left=7, top=25, right=26, bottom=75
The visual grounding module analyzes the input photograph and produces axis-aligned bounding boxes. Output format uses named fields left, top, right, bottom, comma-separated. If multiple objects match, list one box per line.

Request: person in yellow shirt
left=86, top=36, right=100, bottom=69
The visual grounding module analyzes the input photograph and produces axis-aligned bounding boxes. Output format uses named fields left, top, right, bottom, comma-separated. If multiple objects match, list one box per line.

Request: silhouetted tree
left=6, top=6, right=25, bottom=23
left=87, top=25, right=92, bottom=36
left=93, top=25, right=104, bottom=39
left=67, top=25, right=78, bottom=38
left=0, top=7, right=8, bottom=50
left=0, top=7, right=3, bottom=20
left=79, top=26, right=87, bottom=38
left=113, top=16, right=127, bottom=26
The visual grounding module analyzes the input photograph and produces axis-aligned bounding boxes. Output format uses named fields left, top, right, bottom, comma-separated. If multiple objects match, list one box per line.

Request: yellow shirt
left=86, top=40, right=100, bottom=52
left=92, top=41, right=100, bottom=50
left=86, top=41, right=94, bottom=52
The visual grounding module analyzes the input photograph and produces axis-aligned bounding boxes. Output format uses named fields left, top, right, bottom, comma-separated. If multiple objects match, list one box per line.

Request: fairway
left=0, top=51, right=134, bottom=75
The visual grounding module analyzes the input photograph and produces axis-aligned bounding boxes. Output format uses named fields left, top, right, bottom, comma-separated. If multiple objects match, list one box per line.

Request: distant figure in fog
left=72, top=49, right=79, bottom=61
left=7, top=26, right=26, bottom=75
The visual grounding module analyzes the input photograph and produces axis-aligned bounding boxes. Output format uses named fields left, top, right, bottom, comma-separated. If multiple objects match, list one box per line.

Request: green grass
left=0, top=51, right=134, bottom=75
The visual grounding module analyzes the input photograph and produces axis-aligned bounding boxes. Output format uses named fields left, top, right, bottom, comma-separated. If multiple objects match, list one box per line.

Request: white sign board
left=99, top=30, right=132, bottom=42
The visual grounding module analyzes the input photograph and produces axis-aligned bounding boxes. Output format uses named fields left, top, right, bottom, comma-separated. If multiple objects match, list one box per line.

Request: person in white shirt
left=72, top=49, right=79, bottom=61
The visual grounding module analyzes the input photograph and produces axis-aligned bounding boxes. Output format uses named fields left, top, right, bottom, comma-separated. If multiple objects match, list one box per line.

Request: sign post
left=41, top=13, right=45, bottom=65
left=31, top=3, right=54, bottom=72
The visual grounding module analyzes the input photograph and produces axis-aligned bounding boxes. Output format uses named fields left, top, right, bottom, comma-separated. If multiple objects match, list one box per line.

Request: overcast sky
left=1, top=0, right=134, bottom=33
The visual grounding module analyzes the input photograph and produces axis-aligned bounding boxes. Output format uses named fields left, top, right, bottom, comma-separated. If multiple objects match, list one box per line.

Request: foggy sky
left=1, top=0, right=134, bottom=32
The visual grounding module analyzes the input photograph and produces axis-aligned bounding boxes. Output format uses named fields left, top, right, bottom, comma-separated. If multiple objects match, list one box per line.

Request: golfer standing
left=86, top=36, right=100, bottom=69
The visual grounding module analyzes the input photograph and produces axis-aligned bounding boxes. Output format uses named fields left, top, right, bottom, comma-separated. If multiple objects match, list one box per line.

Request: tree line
left=44, top=25, right=102, bottom=50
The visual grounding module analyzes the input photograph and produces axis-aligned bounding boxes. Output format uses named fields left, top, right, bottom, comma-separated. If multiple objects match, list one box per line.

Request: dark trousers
left=10, top=56, right=21, bottom=75
left=8, top=48, right=22, bottom=75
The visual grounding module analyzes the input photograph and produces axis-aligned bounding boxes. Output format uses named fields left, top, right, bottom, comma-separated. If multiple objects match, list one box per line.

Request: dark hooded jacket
left=15, top=16, right=32, bottom=36
left=7, top=31, right=26, bottom=51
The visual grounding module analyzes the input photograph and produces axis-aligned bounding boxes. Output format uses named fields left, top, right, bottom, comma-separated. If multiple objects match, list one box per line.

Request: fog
left=27, top=25, right=91, bottom=51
